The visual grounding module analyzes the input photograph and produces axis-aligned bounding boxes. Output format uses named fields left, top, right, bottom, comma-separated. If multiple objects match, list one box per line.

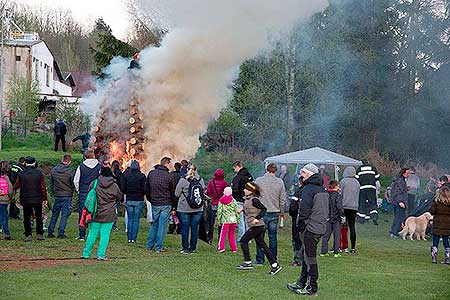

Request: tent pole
left=334, top=163, right=338, bottom=181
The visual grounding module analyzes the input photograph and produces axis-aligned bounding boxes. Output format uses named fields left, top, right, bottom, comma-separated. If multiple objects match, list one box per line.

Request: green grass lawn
left=1, top=213, right=449, bottom=300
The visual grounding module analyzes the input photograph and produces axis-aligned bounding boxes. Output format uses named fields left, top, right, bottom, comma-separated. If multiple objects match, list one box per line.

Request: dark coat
left=121, top=167, right=146, bottom=202
left=391, top=175, right=408, bottom=207
left=50, top=163, right=75, bottom=197
left=54, top=120, right=67, bottom=136
left=14, top=166, right=48, bottom=206
left=429, top=200, right=450, bottom=236
left=327, top=191, right=344, bottom=223
left=231, top=168, right=253, bottom=203
left=298, top=173, right=329, bottom=235
left=145, top=165, right=176, bottom=206
left=91, top=176, right=123, bottom=223
left=206, top=169, right=229, bottom=206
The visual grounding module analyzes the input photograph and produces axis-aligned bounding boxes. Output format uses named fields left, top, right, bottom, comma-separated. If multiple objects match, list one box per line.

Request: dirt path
left=0, top=254, right=92, bottom=272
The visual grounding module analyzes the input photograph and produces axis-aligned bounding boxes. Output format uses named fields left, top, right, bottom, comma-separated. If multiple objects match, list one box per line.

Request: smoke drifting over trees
left=208, top=0, right=450, bottom=168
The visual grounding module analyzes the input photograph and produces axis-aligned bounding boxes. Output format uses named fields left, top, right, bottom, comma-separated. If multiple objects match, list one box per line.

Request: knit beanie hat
left=25, top=156, right=36, bottom=167
left=301, top=163, right=319, bottom=175
left=244, top=182, right=260, bottom=196
left=224, top=186, right=232, bottom=196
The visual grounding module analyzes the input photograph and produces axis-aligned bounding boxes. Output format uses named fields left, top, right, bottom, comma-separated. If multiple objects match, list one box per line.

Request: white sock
left=271, top=263, right=278, bottom=268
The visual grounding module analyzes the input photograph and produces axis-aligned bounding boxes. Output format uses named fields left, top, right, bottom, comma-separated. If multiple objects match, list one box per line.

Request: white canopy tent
left=264, top=147, right=362, bottom=180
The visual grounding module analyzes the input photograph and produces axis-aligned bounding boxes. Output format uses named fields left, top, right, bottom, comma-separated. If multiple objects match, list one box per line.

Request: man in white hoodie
left=73, top=150, right=102, bottom=241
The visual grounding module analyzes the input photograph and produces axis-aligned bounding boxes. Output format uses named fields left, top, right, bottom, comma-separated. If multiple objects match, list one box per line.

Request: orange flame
left=109, top=140, right=146, bottom=170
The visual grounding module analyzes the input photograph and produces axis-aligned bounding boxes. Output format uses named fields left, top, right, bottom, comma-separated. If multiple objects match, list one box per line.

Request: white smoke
left=86, top=0, right=329, bottom=168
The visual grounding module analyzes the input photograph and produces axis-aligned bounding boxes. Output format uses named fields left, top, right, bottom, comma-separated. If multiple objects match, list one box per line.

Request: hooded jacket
left=297, top=173, right=329, bottom=235
left=175, top=173, right=205, bottom=213
left=146, top=165, right=176, bottom=206
left=391, top=175, right=408, bottom=207
left=206, top=169, right=229, bottom=206
left=340, top=167, right=360, bottom=211
left=216, top=194, right=240, bottom=225
left=50, top=163, right=75, bottom=197
left=73, top=159, right=102, bottom=194
left=429, top=191, right=450, bottom=236
left=255, top=173, right=287, bottom=213
left=231, top=168, right=253, bottom=203
left=90, top=175, right=123, bottom=223
left=121, top=161, right=146, bottom=202
left=327, top=190, right=344, bottom=223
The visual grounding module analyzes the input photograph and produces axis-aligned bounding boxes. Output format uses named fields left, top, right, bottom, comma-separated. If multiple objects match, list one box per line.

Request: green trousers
left=82, top=221, right=114, bottom=259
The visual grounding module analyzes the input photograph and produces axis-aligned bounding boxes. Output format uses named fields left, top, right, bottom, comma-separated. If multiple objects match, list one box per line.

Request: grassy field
left=1, top=213, right=449, bottom=300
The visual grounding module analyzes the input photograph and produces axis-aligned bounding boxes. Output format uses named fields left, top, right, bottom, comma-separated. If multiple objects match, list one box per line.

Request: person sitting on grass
left=236, top=182, right=282, bottom=276
left=320, top=180, right=345, bottom=258
left=81, top=167, right=123, bottom=260
left=216, top=187, right=239, bottom=253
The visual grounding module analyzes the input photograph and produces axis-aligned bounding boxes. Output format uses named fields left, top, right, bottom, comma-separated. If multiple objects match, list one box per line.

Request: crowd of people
left=0, top=152, right=449, bottom=297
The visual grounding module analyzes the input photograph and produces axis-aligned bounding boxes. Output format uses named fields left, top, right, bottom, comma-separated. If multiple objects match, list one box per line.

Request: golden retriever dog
left=399, top=212, right=433, bottom=240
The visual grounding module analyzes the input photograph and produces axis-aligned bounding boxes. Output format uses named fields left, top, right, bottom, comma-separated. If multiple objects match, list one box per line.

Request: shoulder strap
left=212, top=180, right=220, bottom=198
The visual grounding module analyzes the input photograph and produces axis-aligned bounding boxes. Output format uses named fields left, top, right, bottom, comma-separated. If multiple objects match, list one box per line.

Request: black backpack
left=184, top=179, right=205, bottom=209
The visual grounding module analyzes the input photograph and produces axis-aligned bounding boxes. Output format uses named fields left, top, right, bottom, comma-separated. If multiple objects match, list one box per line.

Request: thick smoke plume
left=88, top=0, right=328, bottom=168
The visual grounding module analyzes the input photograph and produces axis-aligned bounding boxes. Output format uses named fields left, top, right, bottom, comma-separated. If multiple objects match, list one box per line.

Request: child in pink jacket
left=217, top=187, right=240, bottom=252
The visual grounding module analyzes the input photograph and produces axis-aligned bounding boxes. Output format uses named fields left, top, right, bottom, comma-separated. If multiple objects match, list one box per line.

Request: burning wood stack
left=91, top=98, right=146, bottom=169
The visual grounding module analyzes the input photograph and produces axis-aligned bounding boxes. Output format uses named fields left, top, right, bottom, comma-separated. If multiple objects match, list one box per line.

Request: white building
left=1, top=32, right=75, bottom=112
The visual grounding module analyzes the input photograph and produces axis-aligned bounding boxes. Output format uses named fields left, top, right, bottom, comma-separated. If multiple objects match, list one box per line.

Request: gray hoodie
left=340, top=167, right=360, bottom=211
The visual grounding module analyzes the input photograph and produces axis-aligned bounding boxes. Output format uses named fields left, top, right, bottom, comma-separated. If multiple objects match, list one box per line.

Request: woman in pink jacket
left=206, top=168, right=228, bottom=243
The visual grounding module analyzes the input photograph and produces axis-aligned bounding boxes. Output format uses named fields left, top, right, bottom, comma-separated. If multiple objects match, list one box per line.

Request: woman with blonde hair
left=175, top=165, right=206, bottom=254
left=429, top=186, right=450, bottom=264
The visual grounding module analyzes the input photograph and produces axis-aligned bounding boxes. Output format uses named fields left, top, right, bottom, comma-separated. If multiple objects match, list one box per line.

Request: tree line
left=206, top=0, right=450, bottom=168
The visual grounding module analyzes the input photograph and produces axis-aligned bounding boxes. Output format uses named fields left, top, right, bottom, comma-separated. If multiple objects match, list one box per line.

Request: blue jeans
left=179, top=211, right=203, bottom=251
left=237, top=203, right=248, bottom=242
left=146, top=205, right=171, bottom=251
left=432, top=235, right=450, bottom=248
left=126, top=201, right=145, bottom=241
left=78, top=193, right=87, bottom=238
left=390, top=205, right=406, bottom=236
left=256, top=212, right=279, bottom=264
left=48, top=197, right=72, bottom=236
left=0, top=204, right=10, bottom=235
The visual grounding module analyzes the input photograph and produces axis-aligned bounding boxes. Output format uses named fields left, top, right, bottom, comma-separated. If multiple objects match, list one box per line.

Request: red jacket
left=206, top=169, right=228, bottom=206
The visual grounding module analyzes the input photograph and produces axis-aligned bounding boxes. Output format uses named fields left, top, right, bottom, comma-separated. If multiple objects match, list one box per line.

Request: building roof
left=264, top=147, right=362, bottom=166
left=4, top=39, right=41, bottom=47
left=71, top=71, right=96, bottom=97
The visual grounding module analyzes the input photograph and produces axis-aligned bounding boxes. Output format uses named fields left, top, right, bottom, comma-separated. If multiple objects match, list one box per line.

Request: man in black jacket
left=145, top=157, right=175, bottom=253
left=231, top=161, right=254, bottom=242
left=48, top=155, right=74, bottom=239
left=54, top=119, right=68, bottom=152
left=287, top=163, right=329, bottom=297
left=13, top=157, right=48, bottom=242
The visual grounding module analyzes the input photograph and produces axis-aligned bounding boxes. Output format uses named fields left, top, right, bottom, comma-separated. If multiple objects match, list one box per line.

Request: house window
left=45, top=64, right=50, bottom=87
left=16, top=55, right=21, bottom=61
left=35, top=59, right=39, bottom=81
